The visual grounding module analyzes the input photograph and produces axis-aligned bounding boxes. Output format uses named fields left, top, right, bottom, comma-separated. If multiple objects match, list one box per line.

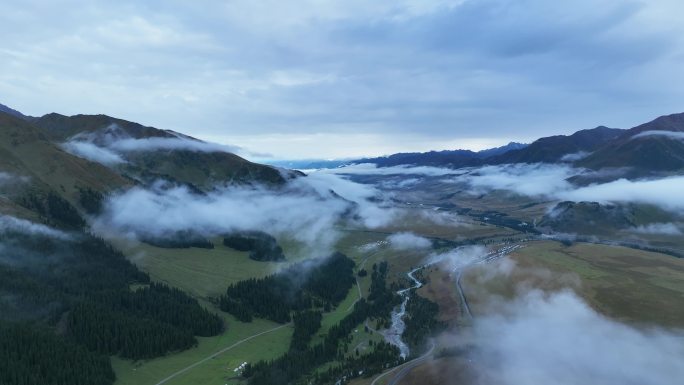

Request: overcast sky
left=1, top=0, right=684, bottom=159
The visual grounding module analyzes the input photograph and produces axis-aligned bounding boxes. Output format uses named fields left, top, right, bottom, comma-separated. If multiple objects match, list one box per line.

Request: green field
left=112, top=312, right=292, bottom=385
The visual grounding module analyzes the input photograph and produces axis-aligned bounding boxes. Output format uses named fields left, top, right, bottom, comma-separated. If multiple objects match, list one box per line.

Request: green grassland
left=463, top=240, right=684, bottom=327
left=112, top=237, right=315, bottom=300
left=112, top=312, right=292, bottom=385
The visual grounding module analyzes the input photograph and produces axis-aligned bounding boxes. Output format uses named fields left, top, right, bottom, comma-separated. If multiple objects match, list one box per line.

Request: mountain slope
left=0, top=103, right=27, bottom=120
left=354, top=142, right=527, bottom=168
left=33, top=113, right=289, bottom=188
left=489, top=126, right=623, bottom=164
left=0, top=112, right=131, bottom=225
left=579, top=113, right=684, bottom=172
left=350, top=126, right=624, bottom=169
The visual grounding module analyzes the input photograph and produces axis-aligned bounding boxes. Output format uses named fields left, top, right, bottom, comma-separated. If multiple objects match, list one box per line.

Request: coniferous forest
left=218, top=252, right=356, bottom=323
left=0, top=230, right=223, bottom=384
left=243, top=257, right=404, bottom=385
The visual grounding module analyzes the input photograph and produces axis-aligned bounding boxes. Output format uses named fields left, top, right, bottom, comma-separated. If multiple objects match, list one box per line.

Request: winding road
left=154, top=322, right=291, bottom=385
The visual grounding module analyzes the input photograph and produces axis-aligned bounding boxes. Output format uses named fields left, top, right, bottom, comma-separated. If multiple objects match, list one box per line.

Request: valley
left=2, top=107, right=684, bottom=385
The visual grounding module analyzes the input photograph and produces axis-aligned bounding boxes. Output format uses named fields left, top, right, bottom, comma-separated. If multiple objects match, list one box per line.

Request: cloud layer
left=93, top=170, right=411, bottom=255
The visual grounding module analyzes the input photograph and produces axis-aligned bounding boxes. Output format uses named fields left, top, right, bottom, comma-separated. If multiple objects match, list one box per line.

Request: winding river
left=382, top=266, right=424, bottom=359
left=381, top=244, right=520, bottom=358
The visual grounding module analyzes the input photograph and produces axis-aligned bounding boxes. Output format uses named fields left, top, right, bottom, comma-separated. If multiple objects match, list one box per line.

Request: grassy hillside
left=0, top=112, right=130, bottom=221
left=463, top=241, right=684, bottom=327
left=580, top=112, right=684, bottom=173
left=33, top=113, right=288, bottom=187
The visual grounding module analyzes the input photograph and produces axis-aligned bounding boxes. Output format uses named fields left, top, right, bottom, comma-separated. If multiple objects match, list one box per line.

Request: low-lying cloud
left=427, top=245, right=489, bottom=270
left=387, top=232, right=432, bottom=250
left=560, top=151, right=590, bottom=162
left=0, top=215, right=69, bottom=239
left=61, top=123, right=255, bottom=166
left=61, top=141, right=126, bottom=165
left=470, top=289, right=684, bottom=385
left=324, top=163, right=464, bottom=177
left=632, top=130, right=684, bottom=141
left=630, top=222, right=682, bottom=236
left=93, top=169, right=410, bottom=255
left=453, top=163, right=578, bottom=197
left=559, top=176, right=684, bottom=211
left=94, top=181, right=349, bottom=255
left=107, top=136, right=243, bottom=154
left=0, top=172, right=30, bottom=186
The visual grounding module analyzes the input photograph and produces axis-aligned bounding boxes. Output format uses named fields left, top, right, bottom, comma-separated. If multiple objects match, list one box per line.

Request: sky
left=1, top=0, right=684, bottom=159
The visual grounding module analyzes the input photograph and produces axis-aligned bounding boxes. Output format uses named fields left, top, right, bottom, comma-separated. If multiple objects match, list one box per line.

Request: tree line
left=223, top=231, right=286, bottom=261
left=218, top=252, right=355, bottom=323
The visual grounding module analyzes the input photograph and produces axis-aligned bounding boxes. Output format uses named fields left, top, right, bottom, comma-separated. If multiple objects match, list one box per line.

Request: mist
left=93, top=181, right=348, bottom=255
left=468, top=289, right=684, bottom=385
left=452, top=163, right=578, bottom=197
left=92, top=169, right=412, bottom=256
left=559, top=176, right=684, bottom=211
left=323, top=163, right=464, bottom=177
left=61, top=123, right=252, bottom=166
left=0, top=172, right=29, bottom=185
left=61, top=141, right=126, bottom=165
left=108, top=136, right=243, bottom=154
left=0, top=215, right=69, bottom=239
left=387, top=232, right=432, bottom=250
left=630, top=223, right=682, bottom=236
left=633, top=130, right=684, bottom=141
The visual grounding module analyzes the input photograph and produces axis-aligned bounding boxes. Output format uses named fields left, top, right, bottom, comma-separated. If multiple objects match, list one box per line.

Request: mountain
left=33, top=113, right=290, bottom=188
left=579, top=113, right=684, bottom=173
left=0, top=111, right=131, bottom=226
left=0, top=103, right=28, bottom=120
left=353, top=142, right=527, bottom=168
left=349, top=126, right=624, bottom=169
left=489, top=126, right=623, bottom=164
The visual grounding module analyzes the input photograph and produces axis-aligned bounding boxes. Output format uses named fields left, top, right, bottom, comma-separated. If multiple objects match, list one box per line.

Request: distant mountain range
left=339, top=112, right=684, bottom=178
left=352, top=142, right=528, bottom=168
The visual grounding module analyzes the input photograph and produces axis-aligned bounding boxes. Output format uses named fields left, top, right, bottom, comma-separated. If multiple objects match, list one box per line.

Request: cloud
left=632, top=130, right=684, bottom=141
left=61, top=124, right=260, bottom=166
left=0, top=171, right=30, bottom=186
left=0, top=215, right=69, bottom=239
left=387, top=232, right=432, bottom=250
left=453, top=163, right=578, bottom=197
left=558, top=176, right=684, bottom=211
left=560, top=151, right=591, bottom=162
left=108, top=136, right=244, bottom=154
left=427, top=245, right=489, bottom=270
left=439, top=163, right=684, bottom=214
left=93, top=181, right=347, bottom=255
left=61, top=141, right=126, bottom=165
left=5, top=1, right=683, bottom=158
left=630, top=222, right=682, bottom=236
left=323, top=163, right=464, bottom=177
left=469, top=289, right=684, bottom=385
left=92, top=169, right=406, bottom=255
